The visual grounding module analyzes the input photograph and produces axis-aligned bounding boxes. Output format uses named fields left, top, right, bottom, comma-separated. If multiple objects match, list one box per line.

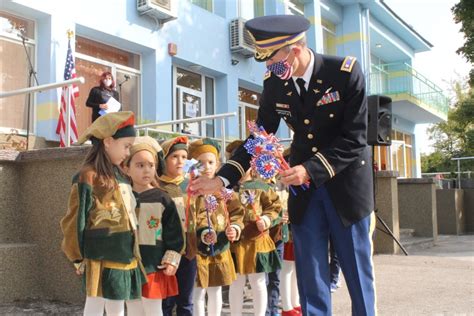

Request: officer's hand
left=189, top=177, right=224, bottom=195
left=280, top=165, right=310, bottom=186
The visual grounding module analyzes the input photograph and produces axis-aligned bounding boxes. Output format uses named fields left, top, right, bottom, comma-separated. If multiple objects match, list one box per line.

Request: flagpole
left=65, top=30, right=74, bottom=147
left=66, top=86, right=71, bottom=147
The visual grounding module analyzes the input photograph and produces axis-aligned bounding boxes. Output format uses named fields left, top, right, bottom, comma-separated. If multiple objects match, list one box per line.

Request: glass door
left=74, top=58, right=112, bottom=135
left=390, top=140, right=406, bottom=178
left=177, top=86, right=204, bottom=136
left=116, top=69, right=140, bottom=114
left=238, top=102, right=258, bottom=138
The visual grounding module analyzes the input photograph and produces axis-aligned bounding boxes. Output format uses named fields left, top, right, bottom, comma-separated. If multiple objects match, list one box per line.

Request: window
left=238, top=87, right=260, bottom=138
left=254, top=0, right=264, bottom=17
left=239, top=1, right=253, bottom=20
left=322, top=20, right=336, bottom=55
left=239, top=0, right=264, bottom=19
left=374, top=130, right=414, bottom=177
left=174, top=67, right=214, bottom=136
left=370, top=55, right=389, bottom=95
left=287, top=0, right=304, bottom=16
left=0, top=12, right=35, bottom=132
left=75, top=36, right=141, bottom=135
left=190, top=0, right=213, bottom=12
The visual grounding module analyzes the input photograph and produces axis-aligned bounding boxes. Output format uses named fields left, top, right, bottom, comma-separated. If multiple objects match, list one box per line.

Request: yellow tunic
left=231, top=179, right=282, bottom=275
left=194, top=192, right=244, bottom=288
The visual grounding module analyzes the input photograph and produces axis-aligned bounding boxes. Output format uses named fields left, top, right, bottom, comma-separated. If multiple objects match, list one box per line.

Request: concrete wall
left=436, top=189, right=465, bottom=235
left=374, top=171, right=401, bottom=254
left=0, top=151, right=42, bottom=302
left=0, top=152, right=22, bottom=243
left=465, top=189, right=474, bottom=232
left=398, top=178, right=437, bottom=241
left=0, top=147, right=88, bottom=304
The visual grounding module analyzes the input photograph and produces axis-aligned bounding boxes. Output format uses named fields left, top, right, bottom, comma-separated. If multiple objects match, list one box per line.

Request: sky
left=383, top=0, right=470, bottom=153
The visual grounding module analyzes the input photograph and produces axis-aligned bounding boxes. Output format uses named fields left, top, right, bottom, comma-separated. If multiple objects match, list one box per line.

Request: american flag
left=55, top=40, right=79, bottom=147
left=268, top=60, right=293, bottom=80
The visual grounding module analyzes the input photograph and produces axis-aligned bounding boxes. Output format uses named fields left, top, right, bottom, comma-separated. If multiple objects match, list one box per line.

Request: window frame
left=75, top=41, right=143, bottom=119
left=0, top=11, right=37, bottom=134
left=172, top=66, right=216, bottom=137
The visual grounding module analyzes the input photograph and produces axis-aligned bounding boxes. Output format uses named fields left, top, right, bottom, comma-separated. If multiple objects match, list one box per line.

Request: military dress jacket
left=218, top=52, right=374, bottom=226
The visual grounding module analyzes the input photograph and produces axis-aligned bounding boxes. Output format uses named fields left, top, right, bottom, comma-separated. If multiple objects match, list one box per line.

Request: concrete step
left=0, top=243, right=42, bottom=303
left=400, top=228, right=416, bottom=239
left=400, top=236, right=434, bottom=252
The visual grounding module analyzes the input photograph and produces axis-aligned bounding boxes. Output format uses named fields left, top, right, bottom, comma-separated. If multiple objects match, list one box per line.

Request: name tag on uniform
left=276, top=103, right=290, bottom=109
left=276, top=109, right=292, bottom=117
left=316, top=91, right=340, bottom=106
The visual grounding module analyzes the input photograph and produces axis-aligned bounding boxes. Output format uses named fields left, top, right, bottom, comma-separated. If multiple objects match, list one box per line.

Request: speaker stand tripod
left=371, top=146, right=408, bottom=256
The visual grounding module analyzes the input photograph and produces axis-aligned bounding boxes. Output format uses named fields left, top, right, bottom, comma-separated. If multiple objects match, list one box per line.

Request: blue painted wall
left=2, top=0, right=430, bottom=177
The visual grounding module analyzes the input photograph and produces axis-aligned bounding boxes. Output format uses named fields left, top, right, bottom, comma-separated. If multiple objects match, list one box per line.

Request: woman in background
left=86, top=71, right=120, bottom=122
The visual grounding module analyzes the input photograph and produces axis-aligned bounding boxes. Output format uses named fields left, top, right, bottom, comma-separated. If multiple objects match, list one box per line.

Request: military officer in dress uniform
left=191, top=15, right=376, bottom=316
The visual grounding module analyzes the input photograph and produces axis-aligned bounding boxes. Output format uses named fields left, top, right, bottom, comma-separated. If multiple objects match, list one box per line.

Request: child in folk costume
left=279, top=148, right=301, bottom=316
left=188, top=139, right=244, bottom=316
left=123, top=136, right=185, bottom=316
left=229, top=169, right=282, bottom=316
left=60, top=112, right=146, bottom=316
left=280, top=224, right=301, bottom=316
left=159, top=137, right=197, bottom=316
left=266, top=177, right=289, bottom=316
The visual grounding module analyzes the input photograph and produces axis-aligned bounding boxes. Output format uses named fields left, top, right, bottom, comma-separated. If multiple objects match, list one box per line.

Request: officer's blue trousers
left=329, top=236, right=341, bottom=285
left=292, top=186, right=376, bottom=316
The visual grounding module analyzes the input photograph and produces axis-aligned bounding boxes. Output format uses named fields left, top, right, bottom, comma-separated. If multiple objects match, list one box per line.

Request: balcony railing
left=369, top=63, right=449, bottom=118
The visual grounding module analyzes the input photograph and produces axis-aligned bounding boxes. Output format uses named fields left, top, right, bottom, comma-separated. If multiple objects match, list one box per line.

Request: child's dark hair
left=82, top=139, right=119, bottom=191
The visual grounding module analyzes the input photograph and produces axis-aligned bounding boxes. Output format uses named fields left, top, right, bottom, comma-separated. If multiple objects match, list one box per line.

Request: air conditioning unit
left=137, top=0, right=177, bottom=23
left=229, top=18, right=255, bottom=58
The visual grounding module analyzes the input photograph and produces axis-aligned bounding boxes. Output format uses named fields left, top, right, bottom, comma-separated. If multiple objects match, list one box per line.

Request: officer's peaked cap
left=245, top=15, right=310, bottom=62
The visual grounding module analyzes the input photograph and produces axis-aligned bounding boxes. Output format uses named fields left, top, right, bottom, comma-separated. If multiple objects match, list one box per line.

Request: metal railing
left=452, top=157, right=474, bottom=189
left=369, top=62, right=449, bottom=117
left=0, top=77, right=85, bottom=148
left=135, top=112, right=237, bottom=161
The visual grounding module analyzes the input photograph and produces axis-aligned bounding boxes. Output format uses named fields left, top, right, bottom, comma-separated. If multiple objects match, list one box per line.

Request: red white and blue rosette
left=252, top=153, right=281, bottom=180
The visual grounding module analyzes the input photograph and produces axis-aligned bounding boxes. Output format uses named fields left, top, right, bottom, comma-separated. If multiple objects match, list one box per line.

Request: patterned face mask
left=266, top=51, right=294, bottom=80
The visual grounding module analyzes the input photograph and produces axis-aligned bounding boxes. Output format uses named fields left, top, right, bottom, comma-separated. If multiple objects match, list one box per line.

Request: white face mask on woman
left=103, top=79, right=112, bottom=87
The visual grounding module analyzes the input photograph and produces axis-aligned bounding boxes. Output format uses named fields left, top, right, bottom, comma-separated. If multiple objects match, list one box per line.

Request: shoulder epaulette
left=341, top=56, right=357, bottom=73
left=264, top=70, right=271, bottom=80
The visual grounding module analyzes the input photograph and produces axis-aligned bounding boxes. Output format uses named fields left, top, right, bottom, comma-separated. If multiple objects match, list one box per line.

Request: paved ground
left=0, top=235, right=472, bottom=315
left=331, top=235, right=474, bottom=316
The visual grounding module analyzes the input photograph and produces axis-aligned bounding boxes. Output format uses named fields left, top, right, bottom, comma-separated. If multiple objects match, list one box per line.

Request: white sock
left=229, top=274, right=246, bottom=316
left=248, top=273, right=267, bottom=316
left=140, top=297, right=162, bottom=316
left=291, top=262, right=300, bottom=308
left=206, top=286, right=223, bottom=316
left=193, top=287, right=206, bottom=316
left=83, top=296, right=105, bottom=316
left=104, top=299, right=124, bottom=316
left=280, top=260, right=294, bottom=311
